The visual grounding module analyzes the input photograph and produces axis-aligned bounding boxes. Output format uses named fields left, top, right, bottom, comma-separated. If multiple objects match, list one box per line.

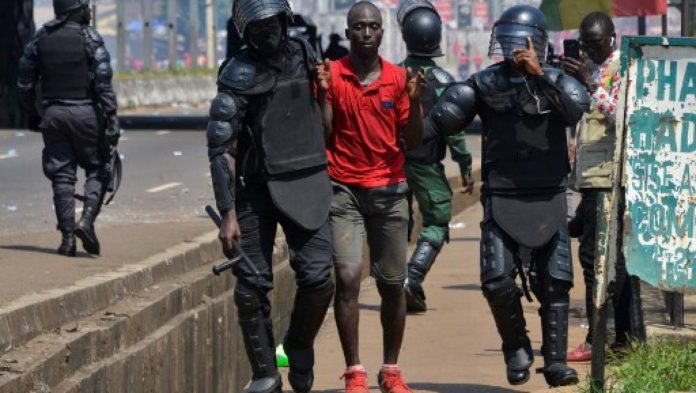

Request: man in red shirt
left=315, top=2, right=424, bottom=392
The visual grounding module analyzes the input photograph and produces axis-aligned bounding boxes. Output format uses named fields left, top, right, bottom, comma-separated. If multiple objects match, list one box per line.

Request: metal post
left=682, top=0, right=693, bottom=37
left=591, top=191, right=614, bottom=393
left=117, top=0, right=126, bottom=71
left=665, top=291, right=685, bottom=328
left=662, top=14, right=668, bottom=36
left=205, top=0, right=216, bottom=69
left=189, top=0, right=199, bottom=67
left=638, top=16, right=647, bottom=36
left=143, top=0, right=154, bottom=70
left=91, top=0, right=97, bottom=29
left=167, top=0, right=177, bottom=70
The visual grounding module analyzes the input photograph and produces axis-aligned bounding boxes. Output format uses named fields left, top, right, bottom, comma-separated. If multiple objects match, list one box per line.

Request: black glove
left=105, top=115, right=121, bottom=146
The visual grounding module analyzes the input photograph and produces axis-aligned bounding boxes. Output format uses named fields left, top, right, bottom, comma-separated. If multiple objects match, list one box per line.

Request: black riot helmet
left=488, top=5, right=548, bottom=62
left=232, top=0, right=293, bottom=37
left=53, top=0, right=88, bottom=16
left=397, top=0, right=443, bottom=57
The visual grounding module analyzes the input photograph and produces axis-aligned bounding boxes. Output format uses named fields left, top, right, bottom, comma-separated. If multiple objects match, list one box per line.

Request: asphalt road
left=0, top=129, right=214, bottom=236
left=0, top=129, right=482, bottom=237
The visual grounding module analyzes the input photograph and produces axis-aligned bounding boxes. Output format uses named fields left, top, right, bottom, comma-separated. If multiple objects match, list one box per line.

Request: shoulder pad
left=430, top=82, right=477, bottom=136
left=556, top=73, right=591, bottom=112
left=84, top=26, right=104, bottom=44
left=218, top=52, right=275, bottom=95
left=542, top=65, right=562, bottom=83
left=426, top=66, right=455, bottom=87
left=44, top=19, right=64, bottom=29
left=210, top=92, right=238, bottom=121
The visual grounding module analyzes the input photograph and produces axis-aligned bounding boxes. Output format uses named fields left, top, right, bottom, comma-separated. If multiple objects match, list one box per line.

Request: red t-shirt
left=326, top=56, right=410, bottom=188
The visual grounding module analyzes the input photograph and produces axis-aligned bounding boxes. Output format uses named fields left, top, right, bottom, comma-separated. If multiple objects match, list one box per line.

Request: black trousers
left=40, top=104, right=106, bottom=232
left=575, top=189, right=633, bottom=344
left=233, top=183, right=333, bottom=295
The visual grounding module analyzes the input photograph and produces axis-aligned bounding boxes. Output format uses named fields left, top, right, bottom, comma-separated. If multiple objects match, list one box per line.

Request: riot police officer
left=17, top=0, right=119, bottom=256
left=397, top=0, right=474, bottom=313
left=427, top=5, right=589, bottom=387
left=207, top=0, right=334, bottom=392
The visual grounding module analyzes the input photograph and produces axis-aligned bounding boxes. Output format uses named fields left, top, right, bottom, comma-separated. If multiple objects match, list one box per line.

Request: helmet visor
left=488, top=22, right=547, bottom=61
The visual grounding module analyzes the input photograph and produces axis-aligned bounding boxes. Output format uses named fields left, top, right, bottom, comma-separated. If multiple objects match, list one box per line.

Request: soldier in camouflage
left=397, top=0, right=474, bottom=313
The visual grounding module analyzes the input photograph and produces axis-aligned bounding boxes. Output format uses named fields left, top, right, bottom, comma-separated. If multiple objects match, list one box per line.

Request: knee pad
left=546, top=227, right=573, bottom=284
left=482, top=277, right=520, bottom=305
left=234, top=282, right=267, bottom=317
left=480, top=223, right=509, bottom=284
left=537, top=277, right=572, bottom=305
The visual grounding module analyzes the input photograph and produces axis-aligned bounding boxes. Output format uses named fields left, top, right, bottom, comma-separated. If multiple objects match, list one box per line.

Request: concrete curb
left=0, top=231, right=224, bottom=356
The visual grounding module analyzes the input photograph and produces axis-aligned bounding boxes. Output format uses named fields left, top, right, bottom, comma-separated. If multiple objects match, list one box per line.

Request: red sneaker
left=377, top=368, right=412, bottom=393
left=342, top=368, right=370, bottom=393
left=567, top=342, right=592, bottom=362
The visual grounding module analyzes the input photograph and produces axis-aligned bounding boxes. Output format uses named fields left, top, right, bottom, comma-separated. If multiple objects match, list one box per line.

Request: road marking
left=147, top=182, right=183, bottom=193
left=203, top=172, right=211, bottom=177
left=0, top=150, right=18, bottom=160
left=119, top=137, right=129, bottom=141
left=76, top=207, right=83, bottom=214
left=156, top=130, right=170, bottom=135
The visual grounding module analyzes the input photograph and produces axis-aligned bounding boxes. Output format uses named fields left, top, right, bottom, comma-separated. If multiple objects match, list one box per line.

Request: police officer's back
left=17, top=0, right=118, bottom=256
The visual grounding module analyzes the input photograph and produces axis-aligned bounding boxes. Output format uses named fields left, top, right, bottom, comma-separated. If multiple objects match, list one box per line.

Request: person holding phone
left=425, top=5, right=589, bottom=387
left=562, top=12, right=631, bottom=363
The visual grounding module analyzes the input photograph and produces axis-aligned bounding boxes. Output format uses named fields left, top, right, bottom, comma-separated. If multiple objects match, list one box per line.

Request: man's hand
left=219, top=210, right=241, bottom=259
left=315, top=59, right=332, bottom=93
left=562, top=56, right=593, bottom=91
left=461, top=174, right=474, bottom=195
left=406, top=66, right=426, bottom=101
left=513, top=37, right=544, bottom=77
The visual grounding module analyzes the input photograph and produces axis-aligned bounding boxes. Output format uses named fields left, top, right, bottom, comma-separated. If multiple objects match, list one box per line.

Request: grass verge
left=577, top=340, right=696, bottom=393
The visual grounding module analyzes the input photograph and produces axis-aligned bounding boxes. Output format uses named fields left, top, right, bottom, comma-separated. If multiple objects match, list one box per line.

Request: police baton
left=204, top=205, right=260, bottom=277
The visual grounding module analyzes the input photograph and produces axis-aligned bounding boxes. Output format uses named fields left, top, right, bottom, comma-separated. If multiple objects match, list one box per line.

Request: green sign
left=618, top=37, right=696, bottom=292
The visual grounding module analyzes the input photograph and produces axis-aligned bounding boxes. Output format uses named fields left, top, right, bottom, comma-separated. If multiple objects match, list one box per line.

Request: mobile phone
left=563, top=39, right=580, bottom=60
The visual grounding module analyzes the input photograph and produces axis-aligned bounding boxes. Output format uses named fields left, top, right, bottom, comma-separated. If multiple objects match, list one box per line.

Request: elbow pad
left=557, top=73, right=590, bottom=112
left=207, top=120, right=237, bottom=158
left=94, top=55, right=113, bottom=83
left=209, top=92, right=238, bottom=121
left=430, top=83, right=477, bottom=136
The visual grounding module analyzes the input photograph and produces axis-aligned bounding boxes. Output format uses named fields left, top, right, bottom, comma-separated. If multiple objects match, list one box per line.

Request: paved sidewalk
left=301, top=202, right=590, bottom=393
left=0, top=219, right=213, bottom=303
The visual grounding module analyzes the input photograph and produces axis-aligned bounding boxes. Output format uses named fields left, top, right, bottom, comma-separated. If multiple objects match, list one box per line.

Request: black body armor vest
left=38, top=24, right=91, bottom=100
left=219, top=38, right=331, bottom=230
left=475, top=64, right=569, bottom=195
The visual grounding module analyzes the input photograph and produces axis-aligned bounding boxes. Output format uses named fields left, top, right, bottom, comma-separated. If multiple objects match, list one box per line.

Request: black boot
left=239, top=312, right=282, bottom=393
left=539, top=301, right=579, bottom=387
left=74, top=201, right=100, bottom=255
left=404, top=240, right=439, bottom=313
left=482, top=280, right=534, bottom=385
left=57, top=230, right=76, bottom=257
left=284, top=282, right=334, bottom=393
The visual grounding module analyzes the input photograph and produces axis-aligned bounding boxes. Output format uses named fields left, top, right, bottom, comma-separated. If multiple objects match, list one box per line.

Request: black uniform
left=17, top=7, right=117, bottom=256
left=427, top=5, right=589, bottom=388
left=207, top=1, right=333, bottom=391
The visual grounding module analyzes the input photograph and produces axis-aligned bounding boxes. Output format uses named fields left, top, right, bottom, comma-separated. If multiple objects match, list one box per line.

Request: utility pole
left=117, top=0, right=126, bottom=71
left=143, top=0, right=154, bottom=70
left=205, top=0, right=217, bottom=69
left=167, top=0, right=177, bottom=70
left=189, top=0, right=199, bottom=67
